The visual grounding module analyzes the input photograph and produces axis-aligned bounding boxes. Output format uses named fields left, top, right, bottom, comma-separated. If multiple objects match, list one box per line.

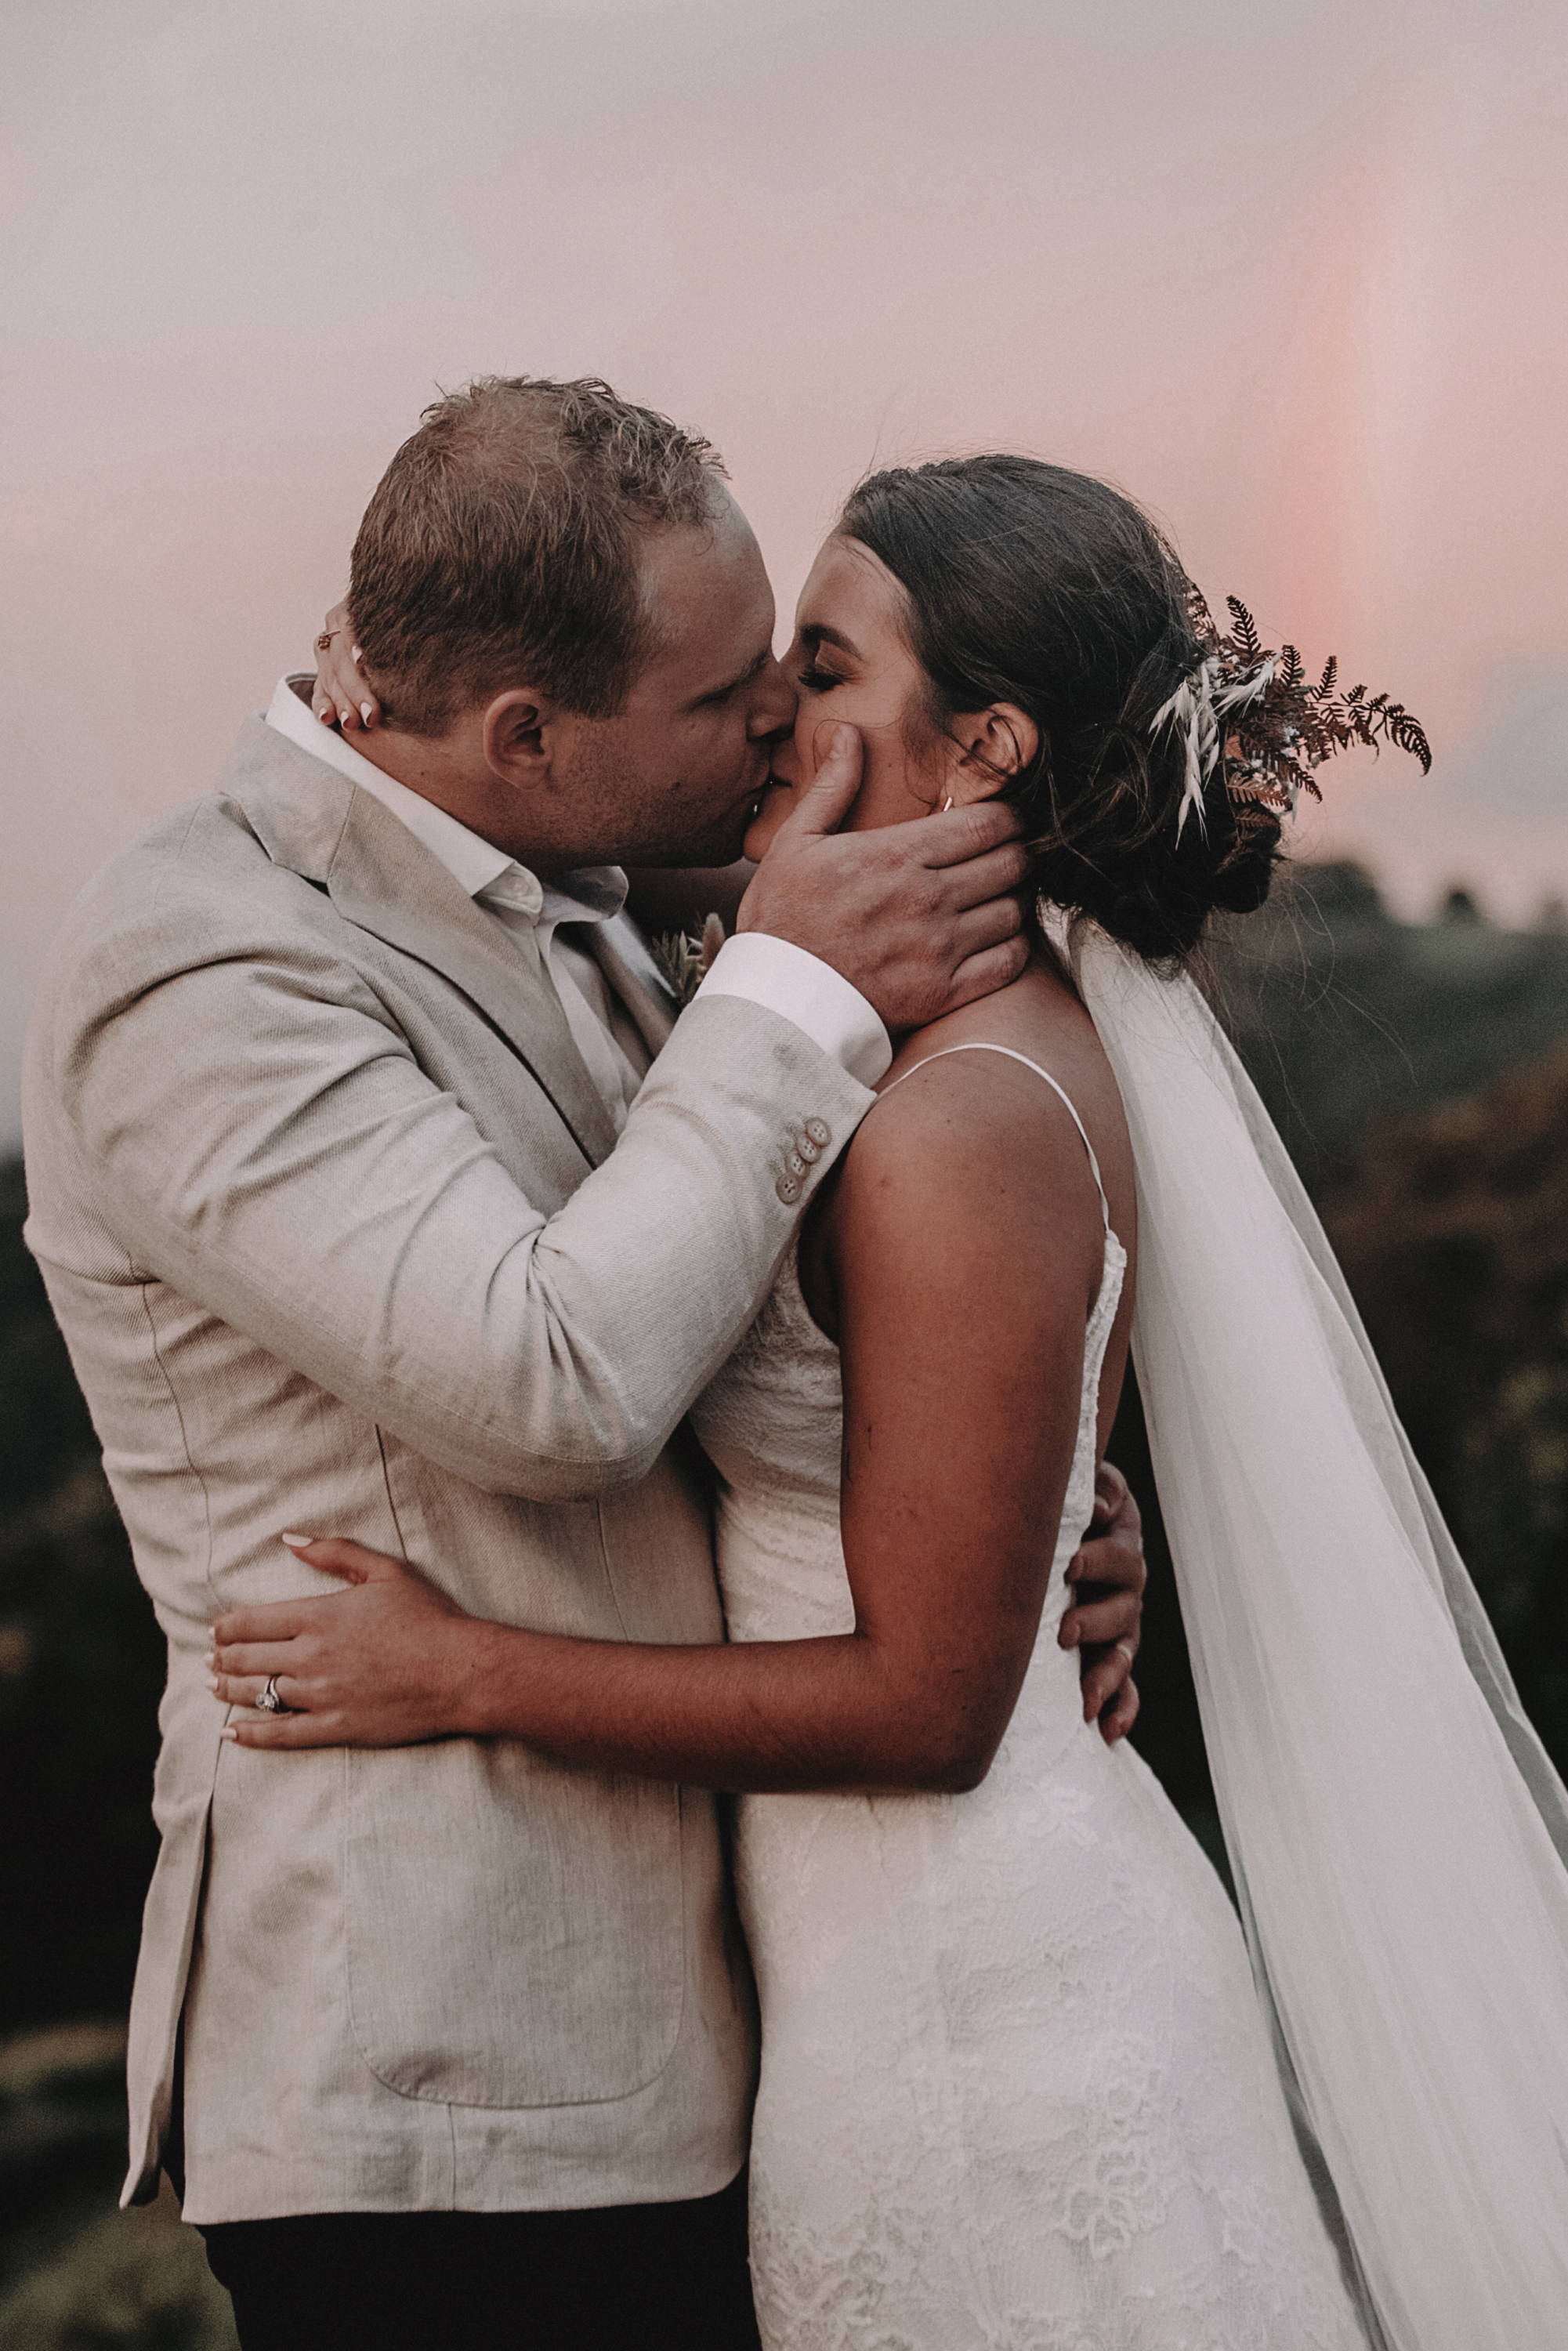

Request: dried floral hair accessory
left=1153, top=591, right=1432, bottom=841
left=650, top=911, right=728, bottom=1011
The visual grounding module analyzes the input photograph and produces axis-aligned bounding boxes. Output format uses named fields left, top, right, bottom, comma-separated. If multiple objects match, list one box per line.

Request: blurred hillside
left=0, top=1162, right=222, bottom=2345
left=4, top=860, right=1568, bottom=2342
left=1110, top=864, right=1568, bottom=1830
left=1215, top=863, right=1568, bottom=1197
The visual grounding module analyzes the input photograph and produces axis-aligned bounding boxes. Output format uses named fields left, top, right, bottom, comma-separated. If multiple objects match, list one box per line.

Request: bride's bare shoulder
left=801, top=956, right=1129, bottom=1332
left=878, top=956, right=1109, bottom=1116
left=834, top=951, right=1134, bottom=1239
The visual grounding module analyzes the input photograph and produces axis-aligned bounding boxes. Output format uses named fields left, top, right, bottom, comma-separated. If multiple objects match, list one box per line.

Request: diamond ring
left=255, top=1675, right=286, bottom=1715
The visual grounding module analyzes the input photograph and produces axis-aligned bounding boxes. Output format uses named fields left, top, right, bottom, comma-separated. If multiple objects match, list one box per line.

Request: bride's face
left=744, top=534, right=976, bottom=857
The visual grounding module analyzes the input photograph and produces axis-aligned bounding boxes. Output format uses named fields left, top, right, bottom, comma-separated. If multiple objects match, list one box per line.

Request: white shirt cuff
left=695, top=935, right=892, bottom=1089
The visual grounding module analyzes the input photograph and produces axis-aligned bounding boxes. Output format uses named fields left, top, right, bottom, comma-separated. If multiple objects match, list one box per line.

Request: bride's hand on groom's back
left=739, top=723, right=1031, bottom=1031
left=208, top=1536, right=479, bottom=1748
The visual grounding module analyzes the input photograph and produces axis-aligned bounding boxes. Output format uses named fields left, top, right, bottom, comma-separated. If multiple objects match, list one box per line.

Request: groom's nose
left=747, top=652, right=798, bottom=739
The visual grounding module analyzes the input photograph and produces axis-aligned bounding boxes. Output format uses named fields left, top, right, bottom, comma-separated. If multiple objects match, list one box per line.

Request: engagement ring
left=255, top=1675, right=285, bottom=1715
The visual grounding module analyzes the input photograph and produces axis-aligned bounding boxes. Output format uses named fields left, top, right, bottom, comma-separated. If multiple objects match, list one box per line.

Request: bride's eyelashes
left=797, top=662, right=842, bottom=694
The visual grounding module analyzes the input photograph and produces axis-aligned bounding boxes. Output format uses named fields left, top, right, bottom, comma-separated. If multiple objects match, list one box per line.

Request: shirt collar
left=263, top=676, right=627, bottom=928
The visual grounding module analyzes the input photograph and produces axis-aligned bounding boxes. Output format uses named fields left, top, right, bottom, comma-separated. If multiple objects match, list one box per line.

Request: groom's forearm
left=62, top=951, right=872, bottom=1501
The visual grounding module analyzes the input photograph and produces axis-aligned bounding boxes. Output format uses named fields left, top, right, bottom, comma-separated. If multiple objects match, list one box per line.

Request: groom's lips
left=742, top=773, right=786, bottom=818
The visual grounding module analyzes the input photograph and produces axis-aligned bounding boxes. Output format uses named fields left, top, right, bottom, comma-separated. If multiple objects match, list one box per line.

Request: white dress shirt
left=264, top=679, right=890, bottom=1112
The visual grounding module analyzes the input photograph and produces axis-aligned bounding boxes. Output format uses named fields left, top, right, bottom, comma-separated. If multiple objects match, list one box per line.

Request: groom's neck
left=349, top=722, right=542, bottom=868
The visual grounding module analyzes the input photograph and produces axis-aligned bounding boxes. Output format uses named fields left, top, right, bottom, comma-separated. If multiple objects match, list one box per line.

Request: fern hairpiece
left=1153, top=589, right=1432, bottom=841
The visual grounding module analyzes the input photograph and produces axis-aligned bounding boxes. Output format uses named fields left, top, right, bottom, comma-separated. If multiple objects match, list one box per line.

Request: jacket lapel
left=226, top=718, right=621, bottom=1168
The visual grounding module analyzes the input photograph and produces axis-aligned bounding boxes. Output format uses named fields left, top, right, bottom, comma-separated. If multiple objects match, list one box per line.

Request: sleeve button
left=787, top=1150, right=808, bottom=1177
left=776, top=1175, right=802, bottom=1205
left=804, top=1118, right=830, bottom=1147
left=796, top=1133, right=822, bottom=1163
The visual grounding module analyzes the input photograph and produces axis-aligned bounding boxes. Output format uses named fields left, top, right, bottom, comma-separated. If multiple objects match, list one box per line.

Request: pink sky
left=4, top=0, right=1566, bottom=1141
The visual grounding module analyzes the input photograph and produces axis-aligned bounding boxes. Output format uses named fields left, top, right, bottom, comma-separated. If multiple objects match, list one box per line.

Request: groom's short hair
left=347, top=375, right=727, bottom=734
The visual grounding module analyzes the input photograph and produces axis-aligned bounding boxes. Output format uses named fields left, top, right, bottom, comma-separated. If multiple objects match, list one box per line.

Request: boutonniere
left=650, top=912, right=727, bottom=1011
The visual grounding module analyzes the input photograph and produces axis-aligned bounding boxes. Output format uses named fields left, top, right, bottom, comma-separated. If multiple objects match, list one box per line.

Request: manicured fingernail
left=360, top=703, right=374, bottom=726
left=203, top=1650, right=215, bottom=1668
left=280, top=1532, right=314, bottom=1549
left=207, top=1677, right=219, bottom=1694
left=221, top=1725, right=237, bottom=1741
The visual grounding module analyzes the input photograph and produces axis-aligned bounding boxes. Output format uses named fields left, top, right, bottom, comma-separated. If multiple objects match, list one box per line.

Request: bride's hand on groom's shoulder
left=1059, top=1463, right=1144, bottom=1744
left=311, top=601, right=381, bottom=733
left=207, top=1535, right=476, bottom=1748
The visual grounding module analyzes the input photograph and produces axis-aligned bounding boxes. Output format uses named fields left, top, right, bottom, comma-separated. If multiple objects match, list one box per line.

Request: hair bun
left=1031, top=755, right=1284, bottom=964
left=837, top=457, right=1423, bottom=967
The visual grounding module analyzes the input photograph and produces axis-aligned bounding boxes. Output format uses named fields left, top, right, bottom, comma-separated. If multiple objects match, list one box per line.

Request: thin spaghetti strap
left=876, top=1044, right=1113, bottom=1232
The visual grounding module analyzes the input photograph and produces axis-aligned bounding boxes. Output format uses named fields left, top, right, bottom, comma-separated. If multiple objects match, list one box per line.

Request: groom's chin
left=639, top=813, right=757, bottom=869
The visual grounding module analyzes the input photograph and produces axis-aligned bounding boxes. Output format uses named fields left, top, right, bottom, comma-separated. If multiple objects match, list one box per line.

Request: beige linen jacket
left=22, top=716, right=873, bottom=2222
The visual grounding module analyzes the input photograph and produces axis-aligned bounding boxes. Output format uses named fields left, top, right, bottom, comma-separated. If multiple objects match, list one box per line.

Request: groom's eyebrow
left=686, top=643, right=772, bottom=708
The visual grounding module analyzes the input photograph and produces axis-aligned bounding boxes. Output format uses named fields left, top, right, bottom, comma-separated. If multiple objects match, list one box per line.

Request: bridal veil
left=1073, top=924, right=1568, bottom=2351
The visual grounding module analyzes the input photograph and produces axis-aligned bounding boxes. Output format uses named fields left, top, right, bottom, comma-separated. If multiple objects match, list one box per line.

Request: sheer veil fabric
left=1070, top=920, right=1568, bottom=2349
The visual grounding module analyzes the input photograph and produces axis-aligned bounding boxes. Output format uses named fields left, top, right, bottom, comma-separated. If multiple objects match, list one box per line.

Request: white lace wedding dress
left=691, top=1045, right=1368, bottom=2351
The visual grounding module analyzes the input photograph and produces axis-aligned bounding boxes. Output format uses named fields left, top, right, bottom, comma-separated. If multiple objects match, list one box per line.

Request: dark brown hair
left=347, top=375, right=728, bottom=734
left=838, top=455, right=1281, bottom=961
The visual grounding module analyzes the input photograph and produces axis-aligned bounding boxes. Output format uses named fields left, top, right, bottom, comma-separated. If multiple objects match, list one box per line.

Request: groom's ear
left=480, top=688, right=555, bottom=786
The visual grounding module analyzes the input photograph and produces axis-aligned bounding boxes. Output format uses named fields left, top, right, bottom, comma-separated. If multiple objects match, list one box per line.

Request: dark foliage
left=1124, top=867, right=1568, bottom=1823
left=0, top=1164, right=163, bottom=2034
left=1325, top=1042, right=1568, bottom=1754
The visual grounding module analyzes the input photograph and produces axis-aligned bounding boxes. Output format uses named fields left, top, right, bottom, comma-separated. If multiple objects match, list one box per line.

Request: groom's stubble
left=344, top=487, right=797, bottom=879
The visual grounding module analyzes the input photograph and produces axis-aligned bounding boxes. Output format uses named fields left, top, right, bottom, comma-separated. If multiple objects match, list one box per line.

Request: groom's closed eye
left=688, top=646, right=773, bottom=710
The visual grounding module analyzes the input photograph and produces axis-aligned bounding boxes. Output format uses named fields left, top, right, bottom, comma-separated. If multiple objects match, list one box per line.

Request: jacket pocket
left=344, top=1740, right=685, bottom=2108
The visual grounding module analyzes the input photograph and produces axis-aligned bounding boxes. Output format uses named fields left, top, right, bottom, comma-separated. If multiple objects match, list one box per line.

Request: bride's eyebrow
left=799, top=621, right=860, bottom=661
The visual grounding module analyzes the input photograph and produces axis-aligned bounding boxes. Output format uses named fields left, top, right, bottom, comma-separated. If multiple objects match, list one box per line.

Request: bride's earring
left=940, top=795, right=954, bottom=813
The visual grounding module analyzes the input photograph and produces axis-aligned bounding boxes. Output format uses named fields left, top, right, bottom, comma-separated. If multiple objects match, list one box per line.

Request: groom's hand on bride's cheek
left=1059, top=1462, right=1144, bottom=1744
left=738, top=723, right=1031, bottom=1031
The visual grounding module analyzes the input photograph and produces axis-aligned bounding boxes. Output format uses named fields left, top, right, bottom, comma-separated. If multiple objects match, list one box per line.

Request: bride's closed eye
left=797, top=662, right=842, bottom=694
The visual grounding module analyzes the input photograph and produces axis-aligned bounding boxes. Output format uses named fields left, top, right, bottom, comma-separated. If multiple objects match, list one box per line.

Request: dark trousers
left=199, top=2170, right=762, bottom=2351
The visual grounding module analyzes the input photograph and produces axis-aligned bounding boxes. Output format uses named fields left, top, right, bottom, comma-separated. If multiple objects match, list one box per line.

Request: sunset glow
left=5, top=0, right=1566, bottom=1139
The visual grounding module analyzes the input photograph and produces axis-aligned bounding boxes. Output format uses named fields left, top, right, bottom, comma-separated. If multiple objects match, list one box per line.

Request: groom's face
left=544, top=490, right=797, bottom=868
